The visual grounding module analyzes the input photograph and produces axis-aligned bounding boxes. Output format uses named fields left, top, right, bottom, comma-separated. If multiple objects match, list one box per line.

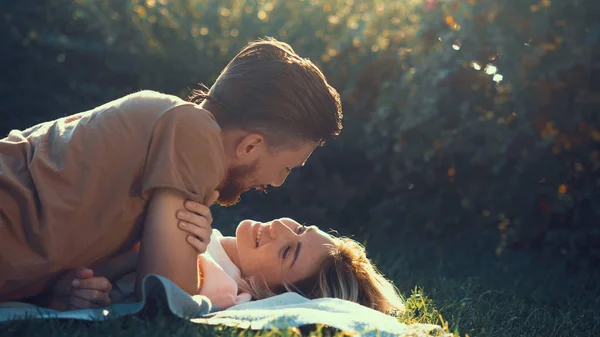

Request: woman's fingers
left=207, top=190, right=219, bottom=206
left=183, top=201, right=213, bottom=225
left=179, top=190, right=218, bottom=254
left=185, top=235, right=208, bottom=254
left=177, top=210, right=211, bottom=230
left=179, top=221, right=211, bottom=239
left=179, top=221, right=211, bottom=254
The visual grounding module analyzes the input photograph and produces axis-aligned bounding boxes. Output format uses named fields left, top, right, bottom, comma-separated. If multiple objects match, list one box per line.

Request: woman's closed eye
left=282, top=225, right=306, bottom=260
left=282, top=245, right=292, bottom=260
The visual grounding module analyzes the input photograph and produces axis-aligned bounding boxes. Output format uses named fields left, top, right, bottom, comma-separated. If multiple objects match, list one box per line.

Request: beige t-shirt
left=0, top=90, right=225, bottom=301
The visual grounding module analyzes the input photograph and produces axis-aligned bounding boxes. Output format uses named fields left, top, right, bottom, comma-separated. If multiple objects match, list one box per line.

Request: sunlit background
left=2, top=0, right=600, bottom=335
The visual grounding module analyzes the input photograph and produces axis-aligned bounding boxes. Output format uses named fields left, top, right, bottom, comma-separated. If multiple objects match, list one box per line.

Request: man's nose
left=270, top=172, right=289, bottom=188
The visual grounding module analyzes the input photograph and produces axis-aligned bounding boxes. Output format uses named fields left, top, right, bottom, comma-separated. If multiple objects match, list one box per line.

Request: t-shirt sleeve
left=141, top=104, right=224, bottom=204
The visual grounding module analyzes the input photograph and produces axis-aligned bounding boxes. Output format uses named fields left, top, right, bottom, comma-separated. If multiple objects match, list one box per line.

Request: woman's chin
left=236, top=219, right=254, bottom=246
left=236, top=219, right=252, bottom=233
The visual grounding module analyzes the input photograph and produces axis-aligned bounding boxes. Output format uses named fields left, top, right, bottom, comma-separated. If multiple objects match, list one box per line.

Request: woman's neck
left=219, top=236, right=241, bottom=270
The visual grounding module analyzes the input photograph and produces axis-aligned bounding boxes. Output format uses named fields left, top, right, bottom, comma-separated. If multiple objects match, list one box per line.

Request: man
left=0, top=37, right=343, bottom=306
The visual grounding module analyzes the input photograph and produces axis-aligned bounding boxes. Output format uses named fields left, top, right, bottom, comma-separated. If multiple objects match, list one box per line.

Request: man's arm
left=91, top=244, right=140, bottom=282
left=135, top=188, right=202, bottom=298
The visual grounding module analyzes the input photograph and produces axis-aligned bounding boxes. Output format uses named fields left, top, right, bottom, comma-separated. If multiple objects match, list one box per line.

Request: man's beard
left=216, top=160, right=267, bottom=206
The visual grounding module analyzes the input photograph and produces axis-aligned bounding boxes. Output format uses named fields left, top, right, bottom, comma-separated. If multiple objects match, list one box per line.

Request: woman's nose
left=270, top=219, right=295, bottom=240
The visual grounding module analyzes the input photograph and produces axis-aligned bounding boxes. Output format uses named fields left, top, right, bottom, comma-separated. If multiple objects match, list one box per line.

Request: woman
left=49, top=210, right=405, bottom=315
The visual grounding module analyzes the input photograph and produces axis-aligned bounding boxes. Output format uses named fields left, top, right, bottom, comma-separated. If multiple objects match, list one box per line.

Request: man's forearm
left=92, top=244, right=139, bottom=282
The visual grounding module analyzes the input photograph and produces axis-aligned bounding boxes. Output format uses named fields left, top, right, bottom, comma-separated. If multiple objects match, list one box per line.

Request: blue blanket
left=0, top=275, right=448, bottom=337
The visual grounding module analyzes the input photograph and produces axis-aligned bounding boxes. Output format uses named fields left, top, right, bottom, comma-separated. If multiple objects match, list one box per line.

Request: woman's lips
left=255, top=224, right=264, bottom=248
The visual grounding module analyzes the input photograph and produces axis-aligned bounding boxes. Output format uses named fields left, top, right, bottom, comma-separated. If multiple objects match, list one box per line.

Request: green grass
left=2, top=230, right=598, bottom=337
left=370, top=229, right=600, bottom=337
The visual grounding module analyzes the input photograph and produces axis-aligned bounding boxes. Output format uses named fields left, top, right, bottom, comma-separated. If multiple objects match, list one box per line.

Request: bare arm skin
left=134, top=188, right=217, bottom=299
left=92, top=244, right=140, bottom=282
left=46, top=195, right=217, bottom=309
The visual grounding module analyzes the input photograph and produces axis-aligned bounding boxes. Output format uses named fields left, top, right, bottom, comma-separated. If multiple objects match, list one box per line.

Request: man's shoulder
left=127, top=90, right=183, bottom=102
left=159, top=103, right=221, bottom=134
left=117, top=90, right=188, bottom=113
left=98, top=90, right=210, bottom=132
left=120, top=90, right=218, bottom=128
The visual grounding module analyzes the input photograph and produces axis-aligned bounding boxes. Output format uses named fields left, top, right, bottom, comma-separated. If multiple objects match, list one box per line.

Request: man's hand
left=177, top=191, right=219, bottom=254
left=48, top=267, right=112, bottom=311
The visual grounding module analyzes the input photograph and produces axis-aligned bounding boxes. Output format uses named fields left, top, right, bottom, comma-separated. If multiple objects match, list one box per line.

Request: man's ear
left=235, top=133, right=266, bottom=161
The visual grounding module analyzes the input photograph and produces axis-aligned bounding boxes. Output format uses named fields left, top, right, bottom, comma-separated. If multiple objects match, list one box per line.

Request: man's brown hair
left=189, top=37, right=343, bottom=146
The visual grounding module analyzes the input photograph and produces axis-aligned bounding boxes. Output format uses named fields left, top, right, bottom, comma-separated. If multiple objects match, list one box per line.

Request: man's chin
left=216, top=184, right=263, bottom=207
left=216, top=193, right=243, bottom=207
left=216, top=197, right=240, bottom=207
left=253, top=185, right=269, bottom=193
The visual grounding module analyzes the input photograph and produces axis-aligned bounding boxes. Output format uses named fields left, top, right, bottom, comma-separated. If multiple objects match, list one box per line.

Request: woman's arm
left=135, top=188, right=217, bottom=299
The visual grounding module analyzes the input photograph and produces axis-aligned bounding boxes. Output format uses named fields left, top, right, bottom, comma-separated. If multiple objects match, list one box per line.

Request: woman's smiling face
left=235, top=218, right=334, bottom=289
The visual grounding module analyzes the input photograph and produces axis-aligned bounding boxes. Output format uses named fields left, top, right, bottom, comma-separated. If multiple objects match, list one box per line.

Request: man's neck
left=199, top=100, right=235, bottom=187
left=219, top=236, right=241, bottom=270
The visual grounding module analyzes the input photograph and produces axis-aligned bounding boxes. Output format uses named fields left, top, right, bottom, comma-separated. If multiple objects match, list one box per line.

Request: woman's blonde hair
left=237, top=236, right=405, bottom=315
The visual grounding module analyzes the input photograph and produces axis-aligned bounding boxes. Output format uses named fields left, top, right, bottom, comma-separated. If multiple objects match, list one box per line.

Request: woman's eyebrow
left=290, top=241, right=303, bottom=268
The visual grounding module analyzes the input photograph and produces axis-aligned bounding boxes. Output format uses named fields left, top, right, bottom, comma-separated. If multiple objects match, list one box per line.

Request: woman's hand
left=177, top=191, right=219, bottom=254
left=136, top=189, right=219, bottom=297
left=48, top=267, right=112, bottom=311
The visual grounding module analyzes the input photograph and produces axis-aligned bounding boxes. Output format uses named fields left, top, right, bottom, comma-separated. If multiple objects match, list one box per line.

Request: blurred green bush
left=2, top=0, right=599, bottom=266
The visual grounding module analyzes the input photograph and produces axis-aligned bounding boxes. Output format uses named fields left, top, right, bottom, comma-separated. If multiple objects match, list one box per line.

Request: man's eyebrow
left=291, top=241, right=302, bottom=268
